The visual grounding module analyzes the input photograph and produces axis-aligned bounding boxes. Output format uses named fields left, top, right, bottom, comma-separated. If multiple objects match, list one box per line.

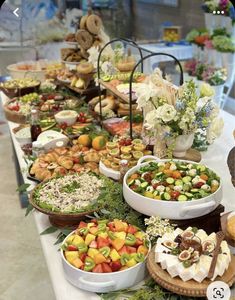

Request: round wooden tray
left=29, top=183, right=96, bottom=228
left=147, top=247, right=235, bottom=297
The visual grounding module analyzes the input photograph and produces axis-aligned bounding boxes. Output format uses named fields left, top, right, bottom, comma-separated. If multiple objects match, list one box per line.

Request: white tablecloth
left=1, top=92, right=235, bottom=300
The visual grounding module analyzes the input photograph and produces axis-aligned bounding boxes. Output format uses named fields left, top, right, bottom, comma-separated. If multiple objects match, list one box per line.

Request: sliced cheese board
left=147, top=247, right=235, bottom=297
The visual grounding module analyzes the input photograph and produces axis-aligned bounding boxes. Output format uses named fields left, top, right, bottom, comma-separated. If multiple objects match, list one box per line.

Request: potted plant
left=135, top=69, right=223, bottom=157
left=202, top=67, right=227, bottom=106
left=212, top=35, right=235, bottom=82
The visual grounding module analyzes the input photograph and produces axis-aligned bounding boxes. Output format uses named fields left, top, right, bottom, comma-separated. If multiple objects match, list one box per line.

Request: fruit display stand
left=1, top=90, right=235, bottom=299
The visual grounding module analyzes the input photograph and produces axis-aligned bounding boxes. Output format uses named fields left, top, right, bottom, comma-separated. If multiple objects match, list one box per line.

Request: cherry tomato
left=194, top=182, right=204, bottom=188
left=59, top=122, right=68, bottom=130
left=79, top=112, right=85, bottom=117
left=171, top=191, right=180, bottom=199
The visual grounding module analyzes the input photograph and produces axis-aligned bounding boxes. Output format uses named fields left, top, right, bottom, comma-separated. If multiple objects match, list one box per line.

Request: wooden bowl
left=0, top=82, right=40, bottom=98
left=29, top=181, right=96, bottom=228
left=3, top=100, right=28, bottom=124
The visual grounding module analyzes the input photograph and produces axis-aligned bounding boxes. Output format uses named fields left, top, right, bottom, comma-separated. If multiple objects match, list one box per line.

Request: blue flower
left=229, top=6, right=235, bottom=21
left=175, top=101, right=185, bottom=111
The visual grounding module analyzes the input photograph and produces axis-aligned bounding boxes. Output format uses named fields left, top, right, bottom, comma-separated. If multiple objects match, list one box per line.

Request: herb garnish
left=60, top=180, right=80, bottom=193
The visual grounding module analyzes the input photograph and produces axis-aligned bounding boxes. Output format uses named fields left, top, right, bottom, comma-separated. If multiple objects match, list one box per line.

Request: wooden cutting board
left=147, top=247, right=235, bottom=297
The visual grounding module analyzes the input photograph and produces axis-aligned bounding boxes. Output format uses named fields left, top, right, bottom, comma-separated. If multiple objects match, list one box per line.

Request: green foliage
left=16, top=183, right=31, bottom=193
left=212, top=36, right=235, bottom=53
left=95, top=177, right=145, bottom=229
left=99, top=278, right=201, bottom=300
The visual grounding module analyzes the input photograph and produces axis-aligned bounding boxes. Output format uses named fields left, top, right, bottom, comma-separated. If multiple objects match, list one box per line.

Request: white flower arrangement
left=137, top=68, right=223, bottom=147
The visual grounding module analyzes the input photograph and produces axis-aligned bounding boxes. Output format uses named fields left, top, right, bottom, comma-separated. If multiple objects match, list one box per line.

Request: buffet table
left=1, top=90, right=235, bottom=299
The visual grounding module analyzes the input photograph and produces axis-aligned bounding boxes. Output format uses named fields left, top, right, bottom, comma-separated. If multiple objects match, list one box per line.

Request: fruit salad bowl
left=123, top=156, right=222, bottom=220
left=60, top=219, right=150, bottom=293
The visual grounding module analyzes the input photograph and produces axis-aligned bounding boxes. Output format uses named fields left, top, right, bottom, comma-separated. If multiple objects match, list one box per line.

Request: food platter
left=29, top=173, right=102, bottom=227
left=2, top=28, right=234, bottom=300
left=147, top=247, right=235, bottom=297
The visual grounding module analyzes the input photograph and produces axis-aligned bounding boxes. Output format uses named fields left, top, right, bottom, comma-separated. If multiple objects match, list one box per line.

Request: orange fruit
left=77, top=134, right=91, bottom=147
left=92, top=136, right=107, bottom=151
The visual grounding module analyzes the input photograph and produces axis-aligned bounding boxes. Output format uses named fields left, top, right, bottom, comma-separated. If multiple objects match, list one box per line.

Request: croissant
left=85, top=162, right=99, bottom=174
left=83, top=152, right=100, bottom=163
left=54, top=147, right=68, bottom=156
left=58, top=156, right=74, bottom=169
left=71, top=144, right=82, bottom=153
left=72, top=164, right=84, bottom=172
left=44, top=152, right=58, bottom=163
left=35, top=169, right=51, bottom=181
left=53, top=166, right=67, bottom=176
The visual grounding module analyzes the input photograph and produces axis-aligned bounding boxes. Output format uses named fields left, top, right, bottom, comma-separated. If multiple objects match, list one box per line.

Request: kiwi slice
left=125, top=233, right=137, bottom=246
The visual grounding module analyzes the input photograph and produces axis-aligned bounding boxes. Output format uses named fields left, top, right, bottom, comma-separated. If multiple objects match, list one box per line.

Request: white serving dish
left=55, top=110, right=78, bottom=126
left=14, top=126, right=31, bottom=146
left=61, top=231, right=149, bottom=293
left=37, top=130, right=69, bottom=151
left=123, top=155, right=222, bottom=220
left=7, top=63, right=46, bottom=81
left=99, top=161, right=120, bottom=180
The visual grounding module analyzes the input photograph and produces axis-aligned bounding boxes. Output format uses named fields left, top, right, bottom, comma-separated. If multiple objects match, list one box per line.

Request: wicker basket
left=3, top=100, right=28, bottom=124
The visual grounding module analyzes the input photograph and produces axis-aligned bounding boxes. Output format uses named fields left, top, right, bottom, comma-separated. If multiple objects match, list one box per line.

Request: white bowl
left=37, top=130, right=69, bottom=151
left=61, top=231, right=149, bottom=293
left=55, top=110, right=78, bottom=126
left=99, top=161, right=120, bottom=180
left=7, top=63, right=46, bottom=81
left=14, top=127, right=32, bottom=146
left=123, top=155, right=222, bottom=220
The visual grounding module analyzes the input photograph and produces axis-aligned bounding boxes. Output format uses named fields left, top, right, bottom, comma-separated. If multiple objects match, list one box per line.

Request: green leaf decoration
left=16, top=183, right=31, bottom=193
left=25, top=203, right=34, bottom=216
left=40, top=226, right=58, bottom=235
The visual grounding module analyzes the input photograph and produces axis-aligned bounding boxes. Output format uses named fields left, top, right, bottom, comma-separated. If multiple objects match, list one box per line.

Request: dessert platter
left=2, top=30, right=235, bottom=299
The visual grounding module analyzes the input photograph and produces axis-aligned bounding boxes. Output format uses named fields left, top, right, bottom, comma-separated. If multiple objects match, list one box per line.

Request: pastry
left=86, top=14, right=102, bottom=35
left=57, top=157, right=74, bottom=170
left=94, top=96, right=116, bottom=114
left=77, top=62, right=94, bottom=74
left=76, top=29, right=93, bottom=50
left=44, top=152, right=58, bottom=163
left=89, top=95, right=104, bottom=107
left=35, top=168, right=51, bottom=181
left=80, top=15, right=88, bottom=29
left=83, top=152, right=100, bottom=163
left=54, top=147, right=68, bottom=156
left=53, top=166, right=67, bottom=176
